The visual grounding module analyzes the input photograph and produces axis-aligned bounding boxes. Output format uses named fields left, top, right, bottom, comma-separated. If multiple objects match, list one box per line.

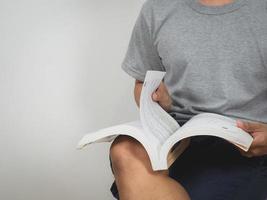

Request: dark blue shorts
left=109, top=131, right=267, bottom=200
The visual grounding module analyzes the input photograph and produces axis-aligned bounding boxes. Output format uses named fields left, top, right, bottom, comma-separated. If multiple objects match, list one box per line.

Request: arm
left=134, top=79, right=173, bottom=111
left=134, top=79, right=143, bottom=108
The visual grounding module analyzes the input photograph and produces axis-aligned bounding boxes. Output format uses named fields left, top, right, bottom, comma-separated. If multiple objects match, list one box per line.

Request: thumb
left=236, top=120, right=262, bottom=133
left=152, top=92, right=159, bottom=101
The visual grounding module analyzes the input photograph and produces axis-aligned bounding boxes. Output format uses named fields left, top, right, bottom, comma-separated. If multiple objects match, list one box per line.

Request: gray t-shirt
left=121, top=0, right=267, bottom=123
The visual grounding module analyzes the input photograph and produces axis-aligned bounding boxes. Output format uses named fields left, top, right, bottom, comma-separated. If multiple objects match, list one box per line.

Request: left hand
left=236, top=120, right=267, bottom=157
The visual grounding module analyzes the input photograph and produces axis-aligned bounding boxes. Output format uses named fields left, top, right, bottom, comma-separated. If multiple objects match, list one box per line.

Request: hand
left=236, top=119, right=267, bottom=157
left=152, top=81, right=172, bottom=111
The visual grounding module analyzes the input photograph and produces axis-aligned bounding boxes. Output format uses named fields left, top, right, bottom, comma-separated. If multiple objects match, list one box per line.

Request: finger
left=154, top=88, right=167, bottom=102
left=157, top=82, right=168, bottom=94
left=158, top=98, right=172, bottom=111
left=163, top=91, right=172, bottom=103
left=240, top=134, right=265, bottom=156
left=255, top=147, right=267, bottom=156
left=157, top=82, right=166, bottom=92
left=153, top=82, right=172, bottom=110
left=158, top=83, right=171, bottom=101
left=251, top=134, right=266, bottom=148
left=152, top=82, right=163, bottom=101
left=243, top=152, right=254, bottom=158
left=236, top=120, right=262, bottom=133
left=246, top=136, right=263, bottom=154
left=152, top=92, right=159, bottom=101
left=160, top=102, right=171, bottom=111
left=248, top=148, right=266, bottom=157
left=238, top=148, right=254, bottom=158
left=237, top=139, right=266, bottom=157
left=238, top=148, right=252, bottom=157
left=152, top=91, right=170, bottom=108
left=152, top=91, right=167, bottom=105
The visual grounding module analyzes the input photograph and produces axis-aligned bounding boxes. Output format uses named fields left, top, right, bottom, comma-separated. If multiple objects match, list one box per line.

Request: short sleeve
left=121, top=1, right=165, bottom=81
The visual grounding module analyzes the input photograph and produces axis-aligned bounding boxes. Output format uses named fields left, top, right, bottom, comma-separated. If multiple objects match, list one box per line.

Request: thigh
left=109, top=135, right=163, bottom=174
left=109, top=135, right=145, bottom=200
left=109, top=135, right=168, bottom=199
left=169, top=136, right=267, bottom=200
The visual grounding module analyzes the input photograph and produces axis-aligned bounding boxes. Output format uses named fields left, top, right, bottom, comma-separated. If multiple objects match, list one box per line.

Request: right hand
left=152, top=81, right=172, bottom=112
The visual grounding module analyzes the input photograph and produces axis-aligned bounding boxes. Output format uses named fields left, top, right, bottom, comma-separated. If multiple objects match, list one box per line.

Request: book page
left=76, top=70, right=181, bottom=171
left=77, top=120, right=161, bottom=170
left=159, top=113, right=253, bottom=169
left=77, top=121, right=143, bottom=148
left=140, top=71, right=180, bottom=146
left=177, top=113, right=253, bottom=147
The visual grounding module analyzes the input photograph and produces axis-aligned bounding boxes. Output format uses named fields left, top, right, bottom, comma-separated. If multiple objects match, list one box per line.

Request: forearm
left=134, top=79, right=143, bottom=108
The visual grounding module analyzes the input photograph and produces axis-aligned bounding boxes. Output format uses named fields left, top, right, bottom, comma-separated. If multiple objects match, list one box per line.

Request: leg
left=110, top=135, right=190, bottom=200
left=169, top=136, right=267, bottom=200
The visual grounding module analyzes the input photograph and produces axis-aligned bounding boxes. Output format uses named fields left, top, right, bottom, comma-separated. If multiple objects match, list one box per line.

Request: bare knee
left=109, top=135, right=149, bottom=173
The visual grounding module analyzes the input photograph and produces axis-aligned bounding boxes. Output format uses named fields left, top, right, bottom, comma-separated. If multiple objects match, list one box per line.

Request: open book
left=77, top=71, right=253, bottom=171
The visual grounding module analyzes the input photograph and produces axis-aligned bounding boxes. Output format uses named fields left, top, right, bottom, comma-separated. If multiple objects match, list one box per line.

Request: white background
left=0, top=0, right=144, bottom=199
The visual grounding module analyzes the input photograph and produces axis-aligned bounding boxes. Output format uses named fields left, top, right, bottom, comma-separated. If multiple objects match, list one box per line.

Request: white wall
left=0, top=0, right=143, bottom=199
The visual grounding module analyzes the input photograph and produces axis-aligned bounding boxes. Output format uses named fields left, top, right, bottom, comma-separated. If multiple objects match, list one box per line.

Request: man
left=110, top=0, right=267, bottom=199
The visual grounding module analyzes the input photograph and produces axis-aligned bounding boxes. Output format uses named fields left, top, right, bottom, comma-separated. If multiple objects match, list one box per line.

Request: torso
left=147, top=0, right=267, bottom=123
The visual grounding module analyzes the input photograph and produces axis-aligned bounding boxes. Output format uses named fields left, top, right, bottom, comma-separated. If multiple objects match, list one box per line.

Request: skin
left=110, top=134, right=190, bottom=200
left=200, top=0, right=235, bottom=6
left=110, top=0, right=267, bottom=199
left=111, top=79, right=190, bottom=200
left=200, top=0, right=267, bottom=158
left=236, top=120, right=267, bottom=157
left=138, top=79, right=267, bottom=158
left=134, top=80, right=172, bottom=110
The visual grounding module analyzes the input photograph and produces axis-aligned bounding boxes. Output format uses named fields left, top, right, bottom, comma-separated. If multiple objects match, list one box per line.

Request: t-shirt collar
left=185, top=0, right=247, bottom=15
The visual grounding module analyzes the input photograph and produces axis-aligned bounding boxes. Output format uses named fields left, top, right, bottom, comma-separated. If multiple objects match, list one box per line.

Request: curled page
left=140, top=71, right=180, bottom=145
left=158, top=112, right=254, bottom=169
